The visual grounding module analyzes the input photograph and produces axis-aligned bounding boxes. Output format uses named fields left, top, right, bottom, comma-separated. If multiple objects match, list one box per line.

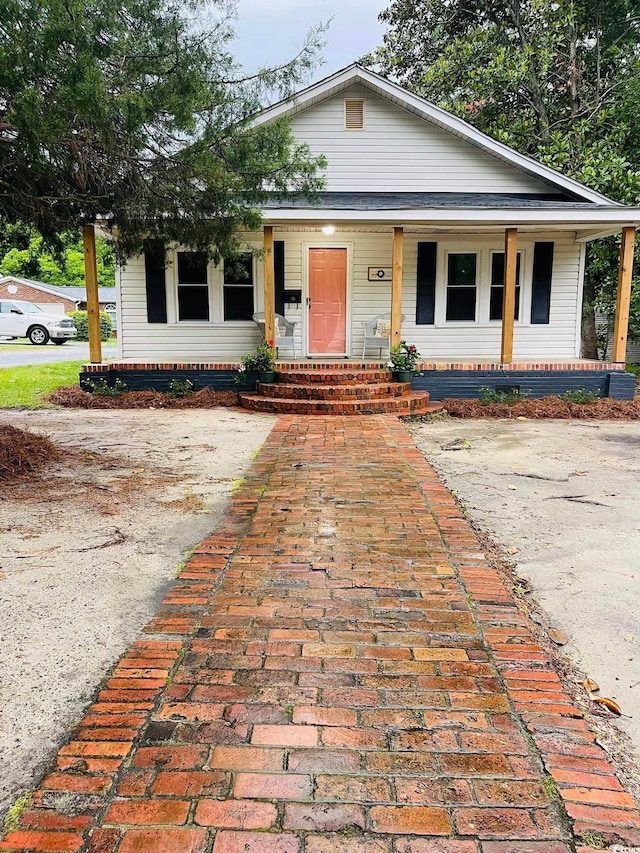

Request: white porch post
left=612, top=226, right=636, bottom=363
left=501, top=228, right=518, bottom=364
left=391, top=226, right=404, bottom=349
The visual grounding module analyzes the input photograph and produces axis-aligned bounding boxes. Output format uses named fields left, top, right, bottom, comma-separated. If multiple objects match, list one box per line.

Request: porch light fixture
left=321, top=225, right=336, bottom=235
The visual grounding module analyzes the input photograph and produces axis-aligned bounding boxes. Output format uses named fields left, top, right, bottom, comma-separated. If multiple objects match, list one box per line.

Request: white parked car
left=0, top=299, right=77, bottom=345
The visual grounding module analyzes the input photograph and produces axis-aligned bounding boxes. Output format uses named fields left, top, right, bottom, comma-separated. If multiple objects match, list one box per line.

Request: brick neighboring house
left=0, top=276, right=118, bottom=329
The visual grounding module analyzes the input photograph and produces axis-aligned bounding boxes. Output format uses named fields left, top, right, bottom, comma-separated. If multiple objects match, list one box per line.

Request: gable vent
left=344, top=98, right=365, bottom=130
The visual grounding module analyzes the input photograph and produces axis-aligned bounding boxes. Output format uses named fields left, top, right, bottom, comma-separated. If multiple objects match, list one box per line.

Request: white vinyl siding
left=401, top=233, right=581, bottom=359
left=118, top=244, right=264, bottom=360
left=290, top=85, right=552, bottom=194
left=119, top=231, right=582, bottom=360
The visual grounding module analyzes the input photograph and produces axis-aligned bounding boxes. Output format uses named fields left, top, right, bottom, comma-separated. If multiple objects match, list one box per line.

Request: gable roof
left=0, top=276, right=116, bottom=303
left=254, top=64, right=617, bottom=208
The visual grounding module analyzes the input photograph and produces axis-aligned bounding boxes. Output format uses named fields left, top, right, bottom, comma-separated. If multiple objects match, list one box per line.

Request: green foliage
left=478, top=386, right=529, bottom=405
left=0, top=361, right=84, bottom=408
left=3, top=793, right=32, bottom=833
left=0, top=0, right=326, bottom=262
left=578, top=831, right=607, bottom=850
left=69, top=311, right=112, bottom=342
left=366, top=0, right=640, bottom=354
left=561, top=388, right=601, bottom=404
left=84, top=377, right=128, bottom=396
left=389, top=340, right=421, bottom=371
left=239, top=340, right=276, bottom=373
left=167, top=378, right=195, bottom=398
left=0, top=225, right=115, bottom=287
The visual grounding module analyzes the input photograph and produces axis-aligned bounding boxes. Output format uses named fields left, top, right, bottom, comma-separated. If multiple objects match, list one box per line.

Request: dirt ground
left=409, top=417, right=640, bottom=777
left=0, top=408, right=274, bottom=820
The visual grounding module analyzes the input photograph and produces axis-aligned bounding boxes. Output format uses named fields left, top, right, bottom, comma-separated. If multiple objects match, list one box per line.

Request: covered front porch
left=81, top=199, right=639, bottom=400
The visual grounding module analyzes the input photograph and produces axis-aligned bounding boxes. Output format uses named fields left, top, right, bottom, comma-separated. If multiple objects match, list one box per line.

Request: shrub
left=84, top=377, right=128, bottom=396
left=478, top=386, right=529, bottom=405
left=69, top=311, right=112, bottom=342
left=168, top=378, right=195, bottom=398
left=561, top=388, right=600, bottom=404
left=239, top=339, right=275, bottom=374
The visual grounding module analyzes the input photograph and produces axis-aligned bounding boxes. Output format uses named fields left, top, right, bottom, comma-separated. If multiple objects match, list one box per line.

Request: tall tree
left=366, top=0, right=640, bottom=356
left=0, top=0, right=326, bottom=261
left=0, top=225, right=115, bottom=288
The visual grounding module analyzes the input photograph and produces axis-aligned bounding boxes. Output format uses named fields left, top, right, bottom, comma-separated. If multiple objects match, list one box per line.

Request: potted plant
left=388, top=340, right=421, bottom=383
left=239, top=339, right=277, bottom=384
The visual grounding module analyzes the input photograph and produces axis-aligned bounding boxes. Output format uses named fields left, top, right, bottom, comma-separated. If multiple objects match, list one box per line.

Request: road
left=0, top=340, right=118, bottom=367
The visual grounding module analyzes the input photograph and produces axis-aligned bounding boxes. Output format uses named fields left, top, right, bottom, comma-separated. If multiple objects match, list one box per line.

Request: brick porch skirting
left=79, top=361, right=636, bottom=400
left=3, top=416, right=638, bottom=852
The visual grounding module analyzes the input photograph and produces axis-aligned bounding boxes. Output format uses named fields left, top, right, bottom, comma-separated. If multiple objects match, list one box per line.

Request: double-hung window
left=177, top=252, right=209, bottom=321
left=223, top=253, right=254, bottom=321
left=490, top=252, right=522, bottom=321
left=446, top=253, right=477, bottom=321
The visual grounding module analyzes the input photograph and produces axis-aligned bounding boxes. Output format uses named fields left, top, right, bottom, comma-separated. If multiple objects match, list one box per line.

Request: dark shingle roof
left=262, top=192, right=611, bottom=211
left=0, top=276, right=115, bottom=303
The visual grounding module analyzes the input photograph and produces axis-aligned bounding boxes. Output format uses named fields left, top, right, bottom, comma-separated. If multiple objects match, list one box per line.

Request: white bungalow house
left=85, top=64, right=640, bottom=406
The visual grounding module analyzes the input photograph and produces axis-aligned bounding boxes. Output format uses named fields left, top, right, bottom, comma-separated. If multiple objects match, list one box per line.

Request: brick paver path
left=3, top=416, right=640, bottom=853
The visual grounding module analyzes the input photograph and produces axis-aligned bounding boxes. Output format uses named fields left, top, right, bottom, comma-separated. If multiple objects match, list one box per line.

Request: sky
left=231, top=0, right=388, bottom=81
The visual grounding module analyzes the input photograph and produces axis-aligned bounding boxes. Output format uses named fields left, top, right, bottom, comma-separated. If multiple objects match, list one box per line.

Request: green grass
left=0, top=361, right=84, bottom=408
left=626, top=363, right=640, bottom=378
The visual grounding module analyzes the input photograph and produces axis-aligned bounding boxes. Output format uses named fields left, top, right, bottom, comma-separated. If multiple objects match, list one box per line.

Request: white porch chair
left=360, top=312, right=405, bottom=359
left=252, top=312, right=299, bottom=358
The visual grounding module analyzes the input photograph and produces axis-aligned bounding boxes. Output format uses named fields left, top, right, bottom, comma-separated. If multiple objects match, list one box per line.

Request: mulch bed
left=46, top=387, right=640, bottom=419
left=47, top=386, right=239, bottom=409
left=443, top=396, right=640, bottom=419
left=0, top=424, right=61, bottom=482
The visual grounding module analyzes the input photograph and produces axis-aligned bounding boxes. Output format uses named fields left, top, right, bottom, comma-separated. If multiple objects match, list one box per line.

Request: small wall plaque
left=368, top=267, right=392, bottom=281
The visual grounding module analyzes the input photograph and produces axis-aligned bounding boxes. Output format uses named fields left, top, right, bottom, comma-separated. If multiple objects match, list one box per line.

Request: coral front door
left=308, top=248, right=348, bottom=356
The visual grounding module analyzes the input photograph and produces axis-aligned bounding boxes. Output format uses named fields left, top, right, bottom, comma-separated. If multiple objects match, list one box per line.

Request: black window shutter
left=274, top=241, right=285, bottom=316
left=531, top=242, right=554, bottom=324
left=416, top=242, right=437, bottom=325
left=144, top=240, right=167, bottom=323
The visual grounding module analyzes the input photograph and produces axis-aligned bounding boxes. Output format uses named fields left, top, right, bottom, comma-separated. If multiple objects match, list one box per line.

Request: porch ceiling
left=267, top=222, right=636, bottom=242
left=263, top=208, right=640, bottom=230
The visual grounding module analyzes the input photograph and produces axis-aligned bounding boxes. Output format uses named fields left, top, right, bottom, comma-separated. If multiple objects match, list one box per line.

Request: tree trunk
left=581, top=277, right=599, bottom=359
left=511, top=0, right=551, bottom=143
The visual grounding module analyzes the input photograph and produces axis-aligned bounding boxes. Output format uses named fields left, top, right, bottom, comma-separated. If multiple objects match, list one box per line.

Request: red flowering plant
left=239, top=339, right=275, bottom=374
left=388, top=340, right=421, bottom=372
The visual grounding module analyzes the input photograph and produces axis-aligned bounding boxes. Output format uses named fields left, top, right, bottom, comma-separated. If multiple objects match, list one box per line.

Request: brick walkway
left=3, top=415, right=640, bottom=853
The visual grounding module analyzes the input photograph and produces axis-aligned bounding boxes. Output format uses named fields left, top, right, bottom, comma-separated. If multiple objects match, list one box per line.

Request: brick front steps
left=240, top=368, right=443, bottom=416
left=3, top=416, right=639, bottom=853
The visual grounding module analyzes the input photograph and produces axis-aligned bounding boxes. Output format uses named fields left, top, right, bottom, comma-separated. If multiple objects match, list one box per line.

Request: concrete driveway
left=410, top=417, right=640, bottom=766
left=0, top=339, right=118, bottom=366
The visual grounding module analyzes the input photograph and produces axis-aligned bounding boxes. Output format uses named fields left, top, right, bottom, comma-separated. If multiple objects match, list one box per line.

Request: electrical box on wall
left=368, top=267, right=392, bottom=281
left=285, top=289, right=302, bottom=305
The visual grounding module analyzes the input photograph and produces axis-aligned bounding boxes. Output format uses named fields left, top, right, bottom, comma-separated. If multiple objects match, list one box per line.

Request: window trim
left=433, top=241, right=535, bottom=328
left=170, top=246, right=262, bottom=325
left=443, top=250, right=479, bottom=324
left=222, top=252, right=256, bottom=323
left=174, top=250, right=212, bottom=323
left=488, top=249, right=524, bottom=323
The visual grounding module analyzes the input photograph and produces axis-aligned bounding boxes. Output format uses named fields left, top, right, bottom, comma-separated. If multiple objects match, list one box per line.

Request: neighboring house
left=596, top=312, right=640, bottom=363
left=86, top=64, right=640, bottom=401
left=0, top=277, right=118, bottom=329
